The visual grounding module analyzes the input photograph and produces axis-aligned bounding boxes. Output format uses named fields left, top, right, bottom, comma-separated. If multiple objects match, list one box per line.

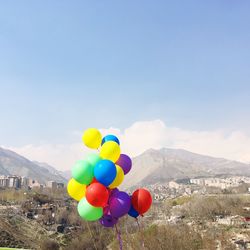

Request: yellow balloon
left=82, top=128, right=102, bottom=149
left=109, top=165, right=124, bottom=189
left=100, top=141, right=120, bottom=162
left=67, top=178, right=86, bottom=201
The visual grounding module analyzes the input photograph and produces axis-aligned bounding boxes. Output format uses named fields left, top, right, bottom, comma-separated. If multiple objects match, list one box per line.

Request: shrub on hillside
left=180, top=195, right=249, bottom=221
left=64, top=222, right=114, bottom=250
left=110, top=224, right=202, bottom=250
left=40, top=239, right=59, bottom=250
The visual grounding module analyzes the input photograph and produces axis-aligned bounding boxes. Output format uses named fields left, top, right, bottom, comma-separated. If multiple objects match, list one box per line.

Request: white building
left=169, top=181, right=180, bottom=189
left=21, top=177, right=30, bottom=187
left=0, top=176, right=21, bottom=188
left=0, top=176, right=9, bottom=187
left=47, top=181, right=57, bottom=189
left=190, top=176, right=249, bottom=189
left=190, top=178, right=205, bottom=186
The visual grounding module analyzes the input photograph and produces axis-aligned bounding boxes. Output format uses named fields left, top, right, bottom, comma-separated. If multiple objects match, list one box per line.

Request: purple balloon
left=99, top=214, right=118, bottom=227
left=109, top=191, right=131, bottom=218
left=103, top=206, right=111, bottom=216
left=110, top=188, right=119, bottom=198
left=116, top=154, right=132, bottom=174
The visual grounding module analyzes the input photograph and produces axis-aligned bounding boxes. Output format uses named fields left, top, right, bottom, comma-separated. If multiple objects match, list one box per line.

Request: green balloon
left=72, top=160, right=94, bottom=185
left=78, top=198, right=103, bottom=221
left=86, top=153, right=102, bottom=167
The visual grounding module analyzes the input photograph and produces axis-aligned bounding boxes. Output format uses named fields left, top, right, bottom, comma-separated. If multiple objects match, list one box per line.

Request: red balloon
left=86, top=183, right=109, bottom=207
left=90, top=178, right=98, bottom=185
left=131, top=189, right=152, bottom=215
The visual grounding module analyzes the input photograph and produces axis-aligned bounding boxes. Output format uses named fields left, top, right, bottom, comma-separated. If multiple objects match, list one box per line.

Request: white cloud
left=6, top=120, right=250, bottom=171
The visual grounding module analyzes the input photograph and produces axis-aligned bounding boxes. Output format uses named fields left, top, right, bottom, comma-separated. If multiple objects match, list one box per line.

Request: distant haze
left=5, top=120, right=250, bottom=171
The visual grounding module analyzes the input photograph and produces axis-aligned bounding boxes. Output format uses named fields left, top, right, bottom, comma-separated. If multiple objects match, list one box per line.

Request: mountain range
left=0, top=147, right=66, bottom=184
left=122, top=148, right=250, bottom=188
left=0, top=147, right=250, bottom=188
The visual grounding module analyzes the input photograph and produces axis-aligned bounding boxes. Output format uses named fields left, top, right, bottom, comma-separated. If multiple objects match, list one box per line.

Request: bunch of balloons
left=67, top=128, right=152, bottom=228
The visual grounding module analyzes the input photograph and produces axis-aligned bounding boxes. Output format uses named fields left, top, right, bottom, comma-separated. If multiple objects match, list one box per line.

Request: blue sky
left=0, top=0, right=250, bottom=148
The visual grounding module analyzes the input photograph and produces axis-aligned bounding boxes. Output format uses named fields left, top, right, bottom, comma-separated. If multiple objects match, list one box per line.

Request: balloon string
left=136, top=217, right=140, bottom=230
left=136, top=218, right=145, bottom=248
left=115, top=223, right=123, bottom=250
left=86, top=222, right=98, bottom=250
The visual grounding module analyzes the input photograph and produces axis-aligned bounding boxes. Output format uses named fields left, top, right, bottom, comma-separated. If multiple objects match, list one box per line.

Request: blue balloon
left=128, top=204, right=139, bottom=218
left=101, top=135, right=120, bottom=146
left=94, top=160, right=117, bottom=186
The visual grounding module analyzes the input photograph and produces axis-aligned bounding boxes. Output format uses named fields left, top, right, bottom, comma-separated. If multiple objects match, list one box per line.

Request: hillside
left=0, top=147, right=66, bottom=184
left=123, top=148, right=250, bottom=188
